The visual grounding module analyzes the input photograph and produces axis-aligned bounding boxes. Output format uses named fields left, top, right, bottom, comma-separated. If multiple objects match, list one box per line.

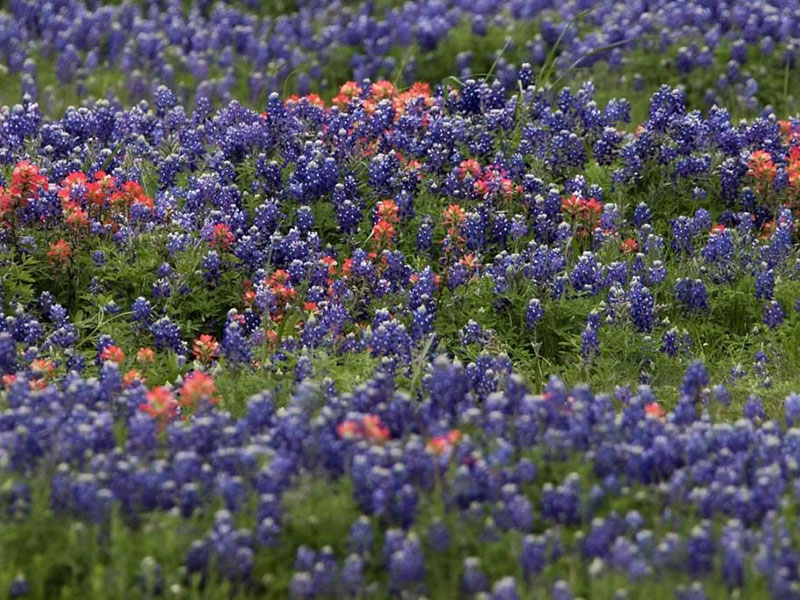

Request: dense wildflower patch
left=2, top=0, right=800, bottom=598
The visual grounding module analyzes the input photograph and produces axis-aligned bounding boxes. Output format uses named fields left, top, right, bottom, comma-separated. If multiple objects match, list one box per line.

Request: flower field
left=3, top=0, right=800, bottom=598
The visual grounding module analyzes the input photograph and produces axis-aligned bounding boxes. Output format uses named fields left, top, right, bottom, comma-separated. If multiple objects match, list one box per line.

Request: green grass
left=2, top=7, right=798, bottom=121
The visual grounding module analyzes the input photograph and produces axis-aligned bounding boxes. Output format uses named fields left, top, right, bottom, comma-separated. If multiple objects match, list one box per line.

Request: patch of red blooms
left=243, top=288, right=257, bottom=307
left=371, top=220, right=395, bottom=248
left=561, top=194, right=604, bottom=237
left=336, top=414, right=390, bottom=443
left=139, top=386, right=178, bottom=425
left=136, top=347, right=156, bottom=365
left=375, top=199, right=399, bottom=224
left=210, top=222, right=235, bottom=250
left=293, top=81, right=433, bottom=121
left=28, top=378, right=49, bottom=391
left=267, top=269, right=298, bottom=307
left=620, top=238, right=639, bottom=254
left=457, top=159, right=482, bottom=179
left=0, top=160, right=48, bottom=221
left=747, top=150, right=777, bottom=183
left=370, top=80, right=396, bottom=101
left=470, top=166, right=519, bottom=200
left=112, top=179, right=153, bottom=210
left=779, top=120, right=800, bottom=144
left=57, top=171, right=152, bottom=226
left=285, top=93, right=326, bottom=108
left=179, top=372, right=217, bottom=407
left=47, top=239, right=72, bottom=265
left=426, top=430, right=463, bottom=456
left=123, top=370, right=145, bottom=387
left=192, top=334, right=220, bottom=364
left=31, top=358, right=56, bottom=378
left=442, top=203, right=466, bottom=239
left=332, top=81, right=363, bottom=108
left=100, top=345, right=125, bottom=364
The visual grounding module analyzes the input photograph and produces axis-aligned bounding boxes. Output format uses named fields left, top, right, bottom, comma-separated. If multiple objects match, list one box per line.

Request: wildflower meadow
left=3, top=0, right=800, bottom=598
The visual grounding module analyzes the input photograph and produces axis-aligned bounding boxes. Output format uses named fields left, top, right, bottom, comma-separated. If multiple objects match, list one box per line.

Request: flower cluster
left=3, top=352, right=800, bottom=597
left=1, top=0, right=798, bottom=114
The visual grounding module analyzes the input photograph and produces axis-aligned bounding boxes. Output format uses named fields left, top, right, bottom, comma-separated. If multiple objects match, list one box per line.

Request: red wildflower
left=47, top=239, right=72, bottom=265
left=457, top=159, right=482, bottom=179
left=620, top=238, right=639, bottom=254
left=362, top=415, right=390, bottom=442
left=473, top=179, right=489, bottom=196
left=394, top=82, right=434, bottom=114
left=442, top=204, right=466, bottom=237
left=779, top=120, right=800, bottom=143
left=63, top=202, right=89, bottom=229
left=562, top=195, right=604, bottom=234
left=426, top=430, right=463, bottom=456
left=332, top=81, right=363, bottom=107
left=645, top=402, right=665, bottom=418
left=28, top=379, right=48, bottom=391
left=336, top=420, right=360, bottom=440
left=321, top=255, right=338, bottom=276
left=710, top=224, right=726, bottom=235
left=582, top=198, right=604, bottom=219
left=136, top=347, right=156, bottom=365
left=371, top=220, right=395, bottom=248
left=376, top=199, right=400, bottom=224
left=57, top=172, right=88, bottom=203
left=267, top=270, right=290, bottom=287
left=499, top=177, right=517, bottom=199
left=271, top=284, right=298, bottom=307
left=408, top=82, right=432, bottom=97
left=192, top=335, right=220, bottom=364
left=371, top=80, right=396, bottom=100
left=9, top=160, right=48, bottom=208
left=286, top=94, right=326, bottom=108
left=305, top=93, right=326, bottom=108
left=459, top=253, right=481, bottom=270
left=31, top=358, right=55, bottom=378
left=179, top=372, right=217, bottom=407
left=787, top=160, right=800, bottom=192
left=123, top=370, right=146, bottom=387
left=111, top=180, right=151, bottom=210
left=336, top=414, right=390, bottom=443
left=561, top=194, right=583, bottom=217
left=100, top=345, right=126, bottom=364
left=87, top=171, right=118, bottom=207
left=210, top=223, right=234, bottom=250
left=747, top=150, right=777, bottom=182
left=139, top=386, right=178, bottom=423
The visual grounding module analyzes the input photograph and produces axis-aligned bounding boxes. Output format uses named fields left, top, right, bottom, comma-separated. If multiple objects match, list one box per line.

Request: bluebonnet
left=222, top=317, right=252, bottom=365
left=763, top=301, right=784, bottom=329
left=526, top=299, right=544, bottom=329
left=682, top=361, right=709, bottom=401
left=674, top=279, right=708, bottom=313
left=628, top=278, right=654, bottom=333
left=785, top=394, right=800, bottom=427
